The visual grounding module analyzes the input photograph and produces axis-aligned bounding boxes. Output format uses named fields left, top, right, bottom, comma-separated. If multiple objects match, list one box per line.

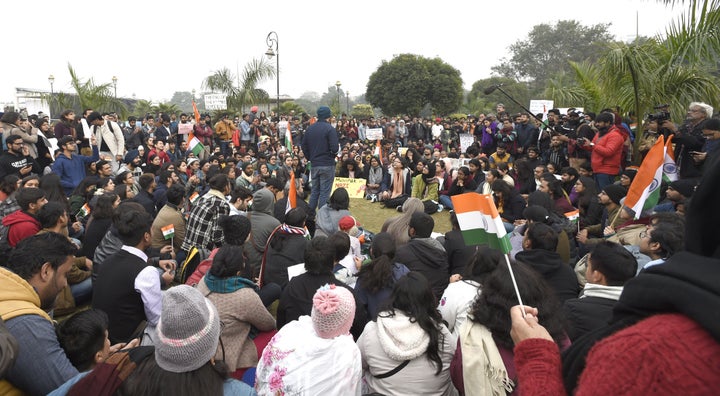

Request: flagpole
left=504, top=253, right=526, bottom=318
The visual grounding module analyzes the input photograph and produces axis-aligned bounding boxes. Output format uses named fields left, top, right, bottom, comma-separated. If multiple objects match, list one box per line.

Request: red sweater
left=514, top=313, right=720, bottom=395
left=584, top=127, right=625, bottom=175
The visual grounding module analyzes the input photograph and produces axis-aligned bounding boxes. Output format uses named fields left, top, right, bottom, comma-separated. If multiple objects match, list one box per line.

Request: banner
left=366, top=128, right=383, bottom=141
left=332, top=177, right=367, bottom=198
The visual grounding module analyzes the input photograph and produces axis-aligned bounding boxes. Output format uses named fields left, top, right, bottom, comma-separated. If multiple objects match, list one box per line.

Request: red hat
left=338, top=215, right=360, bottom=231
left=251, top=106, right=258, bottom=113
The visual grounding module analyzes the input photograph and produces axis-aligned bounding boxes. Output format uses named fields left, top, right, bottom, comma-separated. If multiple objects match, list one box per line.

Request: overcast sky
left=4, top=0, right=684, bottom=105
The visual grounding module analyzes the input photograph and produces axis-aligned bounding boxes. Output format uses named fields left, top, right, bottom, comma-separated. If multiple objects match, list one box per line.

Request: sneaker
left=396, top=205, right=403, bottom=212
left=370, top=194, right=377, bottom=203
left=437, top=204, right=444, bottom=213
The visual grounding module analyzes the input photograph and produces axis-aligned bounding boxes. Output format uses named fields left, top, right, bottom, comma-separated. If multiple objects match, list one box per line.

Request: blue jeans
left=308, top=165, right=335, bottom=214
left=595, top=173, right=616, bottom=191
left=439, top=195, right=454, bottom=210
left=70, top=277, right=93, bottom=306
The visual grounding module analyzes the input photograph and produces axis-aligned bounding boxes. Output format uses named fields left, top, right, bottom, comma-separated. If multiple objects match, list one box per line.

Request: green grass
left=349, top=198, right=452, bottom=235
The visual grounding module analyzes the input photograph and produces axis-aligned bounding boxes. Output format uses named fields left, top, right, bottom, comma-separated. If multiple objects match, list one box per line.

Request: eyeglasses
left=639, top=231, right=650, bottom=239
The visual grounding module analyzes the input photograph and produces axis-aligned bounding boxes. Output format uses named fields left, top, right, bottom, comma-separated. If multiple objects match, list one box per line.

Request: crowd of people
left=0, top=99, right=718, bottom=395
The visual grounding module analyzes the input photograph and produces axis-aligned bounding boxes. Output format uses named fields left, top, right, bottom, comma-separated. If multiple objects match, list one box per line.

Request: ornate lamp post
left=112, top=76, right=118, bottom=98
left=335, top=81, right=341, bottom=114
left=265, top=31, right=280, bottom=115
left=48, top=75, right=55, bottom=94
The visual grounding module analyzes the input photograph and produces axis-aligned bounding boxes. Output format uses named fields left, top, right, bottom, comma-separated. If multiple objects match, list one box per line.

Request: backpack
left=184, top=248, right=219, bottom=286
left=177, top=246, right=211, bottom=284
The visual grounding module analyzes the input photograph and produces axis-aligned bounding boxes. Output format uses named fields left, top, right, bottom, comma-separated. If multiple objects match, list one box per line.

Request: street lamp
left=346, top=91, right=350, bottom=114
left=48, top=75, right=55, bottom=95
left=265, top=31, right=279, bottom=116
left=335, top=81, right=341, bottom=115
left=112, top=76, right=118, bottom=98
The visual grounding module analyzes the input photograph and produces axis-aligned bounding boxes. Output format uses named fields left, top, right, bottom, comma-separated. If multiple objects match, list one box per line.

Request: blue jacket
left=301, top=120, right=338, bottom=167
left=52, top=146, right=99, bottom=196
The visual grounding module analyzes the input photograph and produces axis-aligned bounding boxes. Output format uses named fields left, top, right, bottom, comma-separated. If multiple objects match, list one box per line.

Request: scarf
left=459, top=321, right=514, bottom=396
left=391, top=170, right=404, bottom=198
left=368, top=166, right=383, bottom=185
left=204, top=272, right=257, bottom=293
left=67, top=346, right=154, bottom=396
left=279, top=223, right=308, bottom=237
left=580, top=283, right=623, bottom=300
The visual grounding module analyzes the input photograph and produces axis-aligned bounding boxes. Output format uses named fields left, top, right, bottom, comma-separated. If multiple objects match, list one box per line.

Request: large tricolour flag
left=188, top=100, right=205, bottom=155
left=451, top=192, right=512, bottom=253
left=624, top=135, right=665, bottom=219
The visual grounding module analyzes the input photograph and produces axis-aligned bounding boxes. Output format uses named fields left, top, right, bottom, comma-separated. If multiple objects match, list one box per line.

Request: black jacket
left=395, top=238, right=449, bottom=299
left=443, top=229, right=475, bottom=276
left=563, top=296, right=616, bottom=342
left=515, top=249, right=579, bottom=303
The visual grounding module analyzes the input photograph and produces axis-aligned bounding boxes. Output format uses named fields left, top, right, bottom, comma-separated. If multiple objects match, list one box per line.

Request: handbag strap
left=373, top=359, right=410, bottom=379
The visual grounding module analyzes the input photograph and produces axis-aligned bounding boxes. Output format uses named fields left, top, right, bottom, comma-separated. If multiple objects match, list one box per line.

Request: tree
left=492, top=20, right=614, bottom=88
left=466, top=77, right=530, bottom=116
left=202, top=58, right=274, bottom=113
left=351, top=104, right=375, bottom=119
left=366, top=54, right=463, bottom=116
left=45, top=64, right=127, bottom=117
left=168, top=91, right=195, bottom=113
left=278, top=101, right=306, bottom=116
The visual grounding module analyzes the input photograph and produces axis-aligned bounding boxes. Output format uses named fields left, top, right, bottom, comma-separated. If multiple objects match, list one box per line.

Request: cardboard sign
left=366, top=128, right=383, bottom=141
left=204, top=94, right=227, bottom=110
left=332, top=177, right=367, bottom=198
left=178, top=123, right=193, bottom=135
left=459, top=133, right=474, bottom=153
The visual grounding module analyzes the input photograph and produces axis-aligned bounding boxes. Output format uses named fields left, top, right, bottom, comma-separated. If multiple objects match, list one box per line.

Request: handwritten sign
left=366, top=128, right=383, bottom=141
left=459, top=133, right=474, bottom=153
left=332, top=177, right=367, bottom=198
left=178, top=123, right=193, bottom=135
left=204, top=94, right=228, bottom=110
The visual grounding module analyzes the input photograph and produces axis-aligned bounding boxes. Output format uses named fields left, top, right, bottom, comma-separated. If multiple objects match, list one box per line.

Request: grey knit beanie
left=155, top=285, right=221, bottom=373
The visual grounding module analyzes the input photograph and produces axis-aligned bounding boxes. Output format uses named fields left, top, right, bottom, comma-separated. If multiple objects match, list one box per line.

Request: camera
left=646, top=104, right=670, bottom=123
left=577, top=137, right=587, bottom=145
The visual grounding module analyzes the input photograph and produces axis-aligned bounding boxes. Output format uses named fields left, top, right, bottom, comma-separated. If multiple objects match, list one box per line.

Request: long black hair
left=118, top=353, right=228, bottom=396
left=380, top=272, right=445, bottom=375
left=357, top=232, right=396, bottom=293
left=470, top=261, right=566, bottom=349
left=463, top=246, right=503, bottom=284
left=327, top=187, right=350, bottom=211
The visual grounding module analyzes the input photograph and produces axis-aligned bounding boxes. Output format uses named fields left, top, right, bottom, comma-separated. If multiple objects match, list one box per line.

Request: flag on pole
left=373, top=139, right=383, bottom=165
left=564, top=209, right=580, bottom=224
left=161, top=224, right=175, bottom=240
left=663, top=134, right=678, bottom=182
left=187, top=100, right=205, bottom=155
left=286, top=120, right=294, bottom=153
left=192, top=101, right=201, bottom=124
left=285, top=172, right=297, bottom=214
left=451, top=192, right=512, bottom=253
left=624, top=135, right=665, bottom=219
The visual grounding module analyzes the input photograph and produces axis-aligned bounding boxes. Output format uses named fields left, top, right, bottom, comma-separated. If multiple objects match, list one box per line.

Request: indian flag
left=161, top=224, right=175, bottom=240
left=286, top=120, right=294, bottom=153
left=663, top=134, right=678, bottom=182
left=188, top=134, right=204, bottom=156
left=189, top=191, right=200, bottom=204
left=564, top=209, right=580, bottom=224
left=77, top=203, right=91, bottom=218
left=624, top=135, right=665, bottom=219
left=451, top=192, right=512, bottom=253
left=373, top=139, right=383, bottom=165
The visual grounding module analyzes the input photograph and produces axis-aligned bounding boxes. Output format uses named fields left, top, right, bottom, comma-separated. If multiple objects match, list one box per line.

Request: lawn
left=348, top=198, right=452, bottom=235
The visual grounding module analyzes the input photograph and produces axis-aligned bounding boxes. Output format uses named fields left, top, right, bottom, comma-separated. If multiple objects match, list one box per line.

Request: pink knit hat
left=311, top=284, right=355, bottom=339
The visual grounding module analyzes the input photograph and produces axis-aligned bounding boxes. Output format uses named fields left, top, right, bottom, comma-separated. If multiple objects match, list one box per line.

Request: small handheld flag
left=161, top=224, right=175, bottom=240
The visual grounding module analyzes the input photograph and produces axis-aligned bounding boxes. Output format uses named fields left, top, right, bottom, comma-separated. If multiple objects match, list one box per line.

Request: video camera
left=646, top=104, right=671, bottom=123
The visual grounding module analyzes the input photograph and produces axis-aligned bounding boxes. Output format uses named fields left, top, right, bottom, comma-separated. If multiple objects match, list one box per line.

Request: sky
left=3, top=0, right=685, bottom=106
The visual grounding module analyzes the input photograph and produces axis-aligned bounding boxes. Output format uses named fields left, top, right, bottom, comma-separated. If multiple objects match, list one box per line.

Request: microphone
left=483, top=83, right=503, bottom=95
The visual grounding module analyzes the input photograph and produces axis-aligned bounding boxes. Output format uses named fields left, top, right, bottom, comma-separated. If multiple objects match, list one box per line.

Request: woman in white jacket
left=357, top=272, right=458, bottom=396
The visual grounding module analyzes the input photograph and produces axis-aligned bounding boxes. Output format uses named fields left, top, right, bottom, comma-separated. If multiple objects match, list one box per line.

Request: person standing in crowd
left=53, top=135, right=99, bottom=196
left=301, top=106, right=339, bottom=215
left=87, top=112, right=125, bottom=174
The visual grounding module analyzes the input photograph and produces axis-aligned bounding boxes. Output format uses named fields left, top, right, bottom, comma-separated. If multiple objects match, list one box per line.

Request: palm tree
left=67, top=64, right=128, bottom=116
left=203, top=58, right=275, bottom=113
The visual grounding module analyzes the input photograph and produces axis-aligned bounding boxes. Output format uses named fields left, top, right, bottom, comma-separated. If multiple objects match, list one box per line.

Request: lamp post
left=265, top=31, right=279, bottom=116
left=112, top=76, right=118, bottom=98
left=48, top=75, right=55, bottom=95
left=346, top=91, right=350, bottom=114
left=335, top=81, right=341, bottom=115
